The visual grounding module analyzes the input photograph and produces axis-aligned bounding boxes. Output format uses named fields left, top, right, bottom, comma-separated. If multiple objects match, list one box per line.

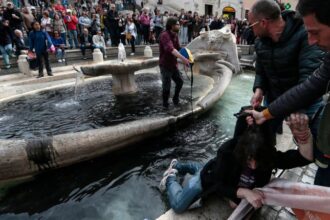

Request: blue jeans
left=166, top=162, right=203, bottom=213
left=179, top=26, right=188, bottom=44
left=55, top=48, right=65, bottom=60
left=61, top=33, right=67, bottom=46
left=0, top=44, right=13, bottom=66
left=68, top=30, right=79, bottom=48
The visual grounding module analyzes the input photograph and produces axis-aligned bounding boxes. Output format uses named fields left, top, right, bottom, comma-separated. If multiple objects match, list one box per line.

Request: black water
left=0, top=73, right=254, bottom=220
left=0, top=74, right=193, bottom=139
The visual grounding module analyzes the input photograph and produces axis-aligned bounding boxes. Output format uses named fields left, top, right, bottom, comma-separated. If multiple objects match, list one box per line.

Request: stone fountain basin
left=0, top=60, right=233, bottom=184
left=80, top=57, right=159, bottom=77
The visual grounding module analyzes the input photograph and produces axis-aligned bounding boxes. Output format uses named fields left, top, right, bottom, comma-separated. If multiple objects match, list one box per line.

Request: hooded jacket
left=253, top=10, right=324, bottom=103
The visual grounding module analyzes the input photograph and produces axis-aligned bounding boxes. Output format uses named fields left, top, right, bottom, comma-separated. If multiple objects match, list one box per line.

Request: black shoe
left=276, top=125, right=283, bottom=135
left=163, top=102, right=169, bottom=109
left=47, top=72, right=53, bottom=76
left=172, top=97, right=180, bottom=106
left=36, top=75, right=44, bottom=78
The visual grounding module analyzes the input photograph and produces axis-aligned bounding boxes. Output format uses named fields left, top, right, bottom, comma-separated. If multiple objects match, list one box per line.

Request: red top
left=159, top=30, right=180, bottom=71
left=54, top=4, right=66, bottom=13
left=64, top=15, right=78, bottom=30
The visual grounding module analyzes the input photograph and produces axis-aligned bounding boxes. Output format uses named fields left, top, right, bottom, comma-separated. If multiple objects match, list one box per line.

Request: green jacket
left=253, top=10, right=324, bottom=103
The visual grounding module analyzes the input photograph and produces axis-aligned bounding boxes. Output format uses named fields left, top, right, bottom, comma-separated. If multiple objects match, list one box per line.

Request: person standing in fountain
left=29, top=21, right=54, bottom=78
left=159, top=17, right=190, bottom=108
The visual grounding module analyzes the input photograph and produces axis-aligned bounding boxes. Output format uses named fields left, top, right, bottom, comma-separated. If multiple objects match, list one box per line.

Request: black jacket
left=253, top=10, right=324, bottom=103
left=268, top=52, right=330, bottom=117
left=0, top=24, right=13, bottom=46
left=79, top=34, right=92, bottom=45
left=3, top=8, right=22, bottom=30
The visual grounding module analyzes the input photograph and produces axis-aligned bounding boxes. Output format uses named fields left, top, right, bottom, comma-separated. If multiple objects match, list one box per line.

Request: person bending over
left=159, top=108, right=313, bottom=213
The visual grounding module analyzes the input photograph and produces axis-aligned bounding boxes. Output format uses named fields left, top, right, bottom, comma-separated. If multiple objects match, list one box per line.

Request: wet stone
left=308, top=163, right=318, bottom=171
left=301, top=175, right=315, bottom=185
left=304, top=168, right=316, bottom=178
left=281, top=171, right=300, bottom=182
left=288, top=167, right=304, bottom=176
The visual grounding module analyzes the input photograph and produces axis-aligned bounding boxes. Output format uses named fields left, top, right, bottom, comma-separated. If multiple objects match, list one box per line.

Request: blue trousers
left=68, top=30, right=79, bottom=48
left=166, top=162, right=203, bottom=213
left=0, top=44, right=13, bottom=67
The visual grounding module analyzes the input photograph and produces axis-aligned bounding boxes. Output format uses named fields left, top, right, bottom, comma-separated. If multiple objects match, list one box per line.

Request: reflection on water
left=0, top=74, right=194, bottom=139
left=0, top=72, right=254, bottom=220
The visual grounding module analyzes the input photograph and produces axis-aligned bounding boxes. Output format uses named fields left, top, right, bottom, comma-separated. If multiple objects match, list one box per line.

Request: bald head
left=251, top=0, right=281, bottom=21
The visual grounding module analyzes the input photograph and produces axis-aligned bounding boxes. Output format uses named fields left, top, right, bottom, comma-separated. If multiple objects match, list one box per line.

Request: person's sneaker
left=58, top=59, right=62, bottom=63
left=4, top=65, right=10, bottom=69
left=104, top=55, right=107, bottom=58
left=62, top=58, right=66, bottom=62
left=130, top=53, right=135, bottom=56
left=36, top=74, right=44, bottom=78
left=47, top=72, right=53, bottom=76
left=83, top=56, right=87, bottom=60
left=163, top=159, right=178, bottom=177
left=159, top=168, right=177, bottom=193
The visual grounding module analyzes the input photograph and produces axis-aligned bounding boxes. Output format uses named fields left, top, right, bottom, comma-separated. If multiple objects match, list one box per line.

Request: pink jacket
left=139, top=14, right=150, bottom=26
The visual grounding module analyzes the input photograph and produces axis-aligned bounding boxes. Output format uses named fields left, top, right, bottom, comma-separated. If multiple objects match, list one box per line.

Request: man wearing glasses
left=249, top=0, right=323, bottom=135
left=159, top=17, right=190, bottom=108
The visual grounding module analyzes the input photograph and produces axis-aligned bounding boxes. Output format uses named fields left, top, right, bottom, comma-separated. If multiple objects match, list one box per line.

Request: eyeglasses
left=248, top=21, right=259, bottom=28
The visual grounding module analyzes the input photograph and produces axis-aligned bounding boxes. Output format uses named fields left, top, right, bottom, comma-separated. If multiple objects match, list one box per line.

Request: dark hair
left=166, top=17, right=178, bottom=31
left=31, top=21, right=39, bottom=30
left=251, top=0, right=281, bottom=20
left=297, top=0, right=330, bottom=26
left=234, top=125, right=276, bottom=170
left=233, top=105, right=276, bottom=170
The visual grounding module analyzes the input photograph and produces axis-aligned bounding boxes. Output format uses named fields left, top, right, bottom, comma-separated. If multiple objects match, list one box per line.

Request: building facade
left=148, top=0, right=298, bottom=20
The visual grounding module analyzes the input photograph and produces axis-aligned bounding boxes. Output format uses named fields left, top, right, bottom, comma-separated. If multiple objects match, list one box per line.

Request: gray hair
left=251, top=0, right=281, bottom=20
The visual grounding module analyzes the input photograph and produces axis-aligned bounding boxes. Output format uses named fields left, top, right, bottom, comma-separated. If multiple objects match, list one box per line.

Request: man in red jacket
left=159, top=17, right=190, bottom=108
left=64, top=9, right=79, bottom=49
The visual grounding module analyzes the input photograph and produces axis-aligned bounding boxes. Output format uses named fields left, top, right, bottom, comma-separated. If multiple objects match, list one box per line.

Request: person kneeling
left=159, top=107, right=313, bottom=213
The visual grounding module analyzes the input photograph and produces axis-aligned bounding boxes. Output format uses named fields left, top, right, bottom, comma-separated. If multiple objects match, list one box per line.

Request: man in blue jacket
left=29, top=21, right=54, bottom=78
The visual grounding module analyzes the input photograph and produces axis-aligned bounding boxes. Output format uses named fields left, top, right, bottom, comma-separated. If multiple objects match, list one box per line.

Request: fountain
left=0, top=26, right=240, bottom=184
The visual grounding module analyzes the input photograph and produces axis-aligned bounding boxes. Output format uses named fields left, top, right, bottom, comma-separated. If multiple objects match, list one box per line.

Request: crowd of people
left=0, top=0, right=255, bottom=71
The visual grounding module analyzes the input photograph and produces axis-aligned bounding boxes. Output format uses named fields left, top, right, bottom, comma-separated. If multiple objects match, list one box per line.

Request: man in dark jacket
left=0, top=20, right=14, bottom=69
left=3, top=2, right=23, bottom=31
left=80, top=28, right=93, bottom=59
left=247, top=0, right=330, bottom=186
left=106, top=4, right=119, bottom=46
left=249, top=0, right=324, bottom=134
left=159, top=17, right=190, bottom=108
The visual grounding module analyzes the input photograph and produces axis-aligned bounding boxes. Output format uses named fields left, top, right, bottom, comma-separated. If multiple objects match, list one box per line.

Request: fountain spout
left=118, top=42, right=126, bottom=62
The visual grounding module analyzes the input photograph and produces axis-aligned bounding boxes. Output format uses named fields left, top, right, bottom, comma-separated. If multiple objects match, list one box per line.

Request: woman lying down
left=159, top=107, right=313, bottom=213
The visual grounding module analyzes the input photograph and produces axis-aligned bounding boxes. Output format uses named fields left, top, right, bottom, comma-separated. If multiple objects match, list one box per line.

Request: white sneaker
left=130, top=53, right=135, bottom=56
left=58, top=59, right=62, bottom=63
left=159, top=168, right=177, bottom=193
left=62, top=59, right=66, bottom=62
left=104, top=55, right=107, bottom=58
left=163, top=159, right=178, bottom=177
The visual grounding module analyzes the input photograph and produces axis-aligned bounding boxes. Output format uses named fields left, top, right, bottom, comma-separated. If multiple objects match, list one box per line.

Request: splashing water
left=118, top=43, right=126, bottom=62
left=74, top=67, right=85, bottom=101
